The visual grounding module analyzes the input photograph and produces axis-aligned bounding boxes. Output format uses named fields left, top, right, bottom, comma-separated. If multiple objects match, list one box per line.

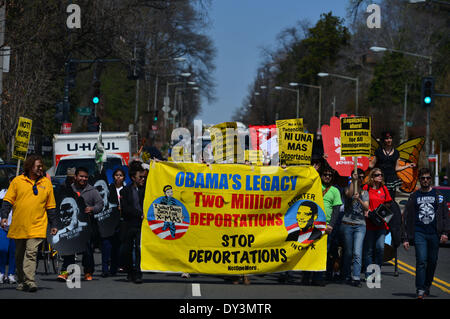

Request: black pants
left=121, top=225, right=141, bottom=277
left=61, top=239, right=95, bottom=274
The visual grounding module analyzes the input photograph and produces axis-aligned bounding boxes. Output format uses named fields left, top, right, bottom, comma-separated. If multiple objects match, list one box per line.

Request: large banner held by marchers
left=141, top=161, right=327, bottom=275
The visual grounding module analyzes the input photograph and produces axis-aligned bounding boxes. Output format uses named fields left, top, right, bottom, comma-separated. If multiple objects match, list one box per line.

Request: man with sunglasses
left=120, top=161, right=146, bottom=284
left=402, top=168, right=449, bottom=299
left=0, top=155, right=58, bottom=292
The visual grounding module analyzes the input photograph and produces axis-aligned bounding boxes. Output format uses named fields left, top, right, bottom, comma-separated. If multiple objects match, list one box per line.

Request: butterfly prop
left=369, top=136, right=425, bottom=193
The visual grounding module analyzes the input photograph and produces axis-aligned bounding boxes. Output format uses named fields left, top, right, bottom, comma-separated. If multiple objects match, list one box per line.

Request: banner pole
left=16, top=159, right=20, bottom=176
left=353, top=156, right=358, bottom=194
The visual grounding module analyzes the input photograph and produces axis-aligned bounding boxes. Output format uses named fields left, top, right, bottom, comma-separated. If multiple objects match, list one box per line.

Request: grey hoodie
left=71, top=183, right=104, bottom=215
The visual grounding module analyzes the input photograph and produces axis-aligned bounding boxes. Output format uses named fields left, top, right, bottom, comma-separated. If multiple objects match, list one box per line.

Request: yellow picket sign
left=141, top=161, right=327, bottom=275
left=13, top=117, right=33, bottom=161
left=340, top=116, right=371, bottom=157
left=276, top=119, right=313, bottom=165
left=245, top=150, right=264, bottom=166
left=210, top=122, right=244, bottom=163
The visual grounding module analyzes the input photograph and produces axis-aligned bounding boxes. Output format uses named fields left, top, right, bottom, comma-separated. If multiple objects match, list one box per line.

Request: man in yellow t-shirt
left=0, top=155, right=58, bottom=292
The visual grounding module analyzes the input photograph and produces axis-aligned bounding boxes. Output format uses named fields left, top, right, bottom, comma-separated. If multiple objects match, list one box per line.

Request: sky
left=197, top=0, right=349, bottom=125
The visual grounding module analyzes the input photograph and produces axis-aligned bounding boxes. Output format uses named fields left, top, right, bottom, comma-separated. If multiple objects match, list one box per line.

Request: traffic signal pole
left=425, top=59, right=432, bottom=161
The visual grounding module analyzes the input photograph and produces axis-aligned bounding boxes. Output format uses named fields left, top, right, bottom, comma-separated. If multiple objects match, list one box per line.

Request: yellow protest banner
left=210, top=122, right=244, bottom=163
left=276, top=119, right=313, bottom=165
left=141, top=161, right=327, bottom=275
left=13, top=117, right=33, bottom=161
left=340, top=116, right=371, bottom=157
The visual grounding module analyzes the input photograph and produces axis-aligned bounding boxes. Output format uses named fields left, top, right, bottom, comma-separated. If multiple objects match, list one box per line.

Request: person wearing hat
left=369, top=131, right=415, bottom=200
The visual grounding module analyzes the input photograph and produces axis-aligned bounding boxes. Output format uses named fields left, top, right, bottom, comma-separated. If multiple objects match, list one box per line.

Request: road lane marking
left=192, top=283, right=201, bottom=297
left=388, top=260, right=450, bottom=294
left=394, top=259, right=450, bottom=288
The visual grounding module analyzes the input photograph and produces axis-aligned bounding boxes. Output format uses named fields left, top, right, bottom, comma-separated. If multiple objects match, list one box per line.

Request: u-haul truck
left=47, top=132, right=131, bottom=179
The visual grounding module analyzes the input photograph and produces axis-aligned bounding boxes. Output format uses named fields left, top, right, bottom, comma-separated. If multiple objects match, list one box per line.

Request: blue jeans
left=0, top=236, right=15, bottom=275
left=363, top=229, right=385, bottom=276
left=340, top=223, right=366, bottom=281
left=415, top=231, right=440, bottom=292
left=101, top=233, right=120, bottom=275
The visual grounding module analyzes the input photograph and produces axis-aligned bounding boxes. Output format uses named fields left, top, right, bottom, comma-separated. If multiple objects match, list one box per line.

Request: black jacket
left=402, top=189, right=450, bottom=243
left=120, top=184, right=145, bottom=228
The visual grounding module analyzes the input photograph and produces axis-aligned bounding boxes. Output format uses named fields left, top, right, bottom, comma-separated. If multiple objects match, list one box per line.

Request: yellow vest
left=4, top=175, right=56, bottom=239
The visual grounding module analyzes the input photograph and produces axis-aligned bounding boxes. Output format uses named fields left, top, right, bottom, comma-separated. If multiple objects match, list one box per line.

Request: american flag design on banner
left=148, top=219, right=190, bottom=240
left=147, top=195, right=190, bottom=240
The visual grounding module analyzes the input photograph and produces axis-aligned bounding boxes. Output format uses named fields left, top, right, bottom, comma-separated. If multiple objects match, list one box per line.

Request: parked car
left=434, top=186, right=450, bottom=214
left=434, top=186, right=450, bottom=246
left=0, top=163, right=19, bottom=189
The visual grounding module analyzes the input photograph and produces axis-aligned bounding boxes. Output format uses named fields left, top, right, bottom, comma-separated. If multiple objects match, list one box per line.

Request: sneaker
left=351, top=280, right=362, bottom=288
left=84, top=273, right=93, bottom=281
left=417, top=290, right=425, bottom=299
left=7, top=275, right=16, bottom=284
left=16, top=283, right=28, bottom=291
left=0, top=273, right=4, bottom=284
left=27, top=283, right=38, bottom=292
left=57, top=271, right=69, bottom=282
left=424, top=287, right=431, bottom=297
left=181, top=273, right=190, bottom=279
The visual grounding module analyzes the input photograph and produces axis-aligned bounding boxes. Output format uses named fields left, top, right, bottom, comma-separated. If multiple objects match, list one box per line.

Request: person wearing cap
left=369, top=131, right=415, bottom=200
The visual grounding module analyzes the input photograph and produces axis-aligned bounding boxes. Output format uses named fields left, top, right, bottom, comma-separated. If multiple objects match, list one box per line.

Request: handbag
left=368, top=203, right=393, bottom=227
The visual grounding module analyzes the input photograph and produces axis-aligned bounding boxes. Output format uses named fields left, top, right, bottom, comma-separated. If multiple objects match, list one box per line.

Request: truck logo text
left=67, top=142, right=119, bottom=152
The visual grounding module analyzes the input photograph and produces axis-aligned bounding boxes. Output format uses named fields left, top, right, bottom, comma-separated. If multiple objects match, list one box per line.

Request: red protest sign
left=321, top=115, right=369, bottom=176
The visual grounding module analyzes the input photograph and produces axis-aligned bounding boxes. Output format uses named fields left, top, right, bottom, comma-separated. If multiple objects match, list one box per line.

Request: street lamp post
left=175, top=86, right=199, bottom=127
left=318, top=72, right=359, bottom=115
left=289, top=82, right=322, bottom=131
left=370, top=46, right=433, bottom=157
left=274, top=86, right=300, bottom=118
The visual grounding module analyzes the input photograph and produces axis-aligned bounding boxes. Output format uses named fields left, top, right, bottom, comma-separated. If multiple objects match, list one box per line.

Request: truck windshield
left=55, top=158, right=123, bottom=176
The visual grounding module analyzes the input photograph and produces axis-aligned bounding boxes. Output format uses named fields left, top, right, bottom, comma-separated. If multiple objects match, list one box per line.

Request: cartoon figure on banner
left=93, top=178, right=120, bottom=238
left=161, top=185, right=178, bottom=238
left=94, top=179, right=118, bottom=220
left=285, top=200, right=327, bottom=245
left=147, top=185, right=190, bottom=240
left=52, top=197, right=88, bottom=244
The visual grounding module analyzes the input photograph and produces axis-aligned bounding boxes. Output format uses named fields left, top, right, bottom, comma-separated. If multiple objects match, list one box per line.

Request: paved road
left=1, top=244, right=449, bottom=300
left=2, top=191, right=449, bottom=303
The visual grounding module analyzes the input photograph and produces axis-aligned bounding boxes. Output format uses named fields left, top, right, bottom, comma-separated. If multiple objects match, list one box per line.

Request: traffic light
left=92, top=81, right=101, bottom=104
left=421, top=77, right=435, bottom=108
left=153, top=110, right=159, bottom=122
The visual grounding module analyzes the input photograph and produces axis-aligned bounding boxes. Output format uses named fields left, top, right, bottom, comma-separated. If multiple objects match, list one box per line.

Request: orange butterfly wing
left=396, top=137, right=425, bottom=193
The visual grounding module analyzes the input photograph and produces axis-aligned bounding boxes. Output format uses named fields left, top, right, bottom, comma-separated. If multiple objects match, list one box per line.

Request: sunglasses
left=373, top=173, right=383, bottom=177
left=420, top=176, right=432, bottom=181
left=32, top=176, right=42, bottom=196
